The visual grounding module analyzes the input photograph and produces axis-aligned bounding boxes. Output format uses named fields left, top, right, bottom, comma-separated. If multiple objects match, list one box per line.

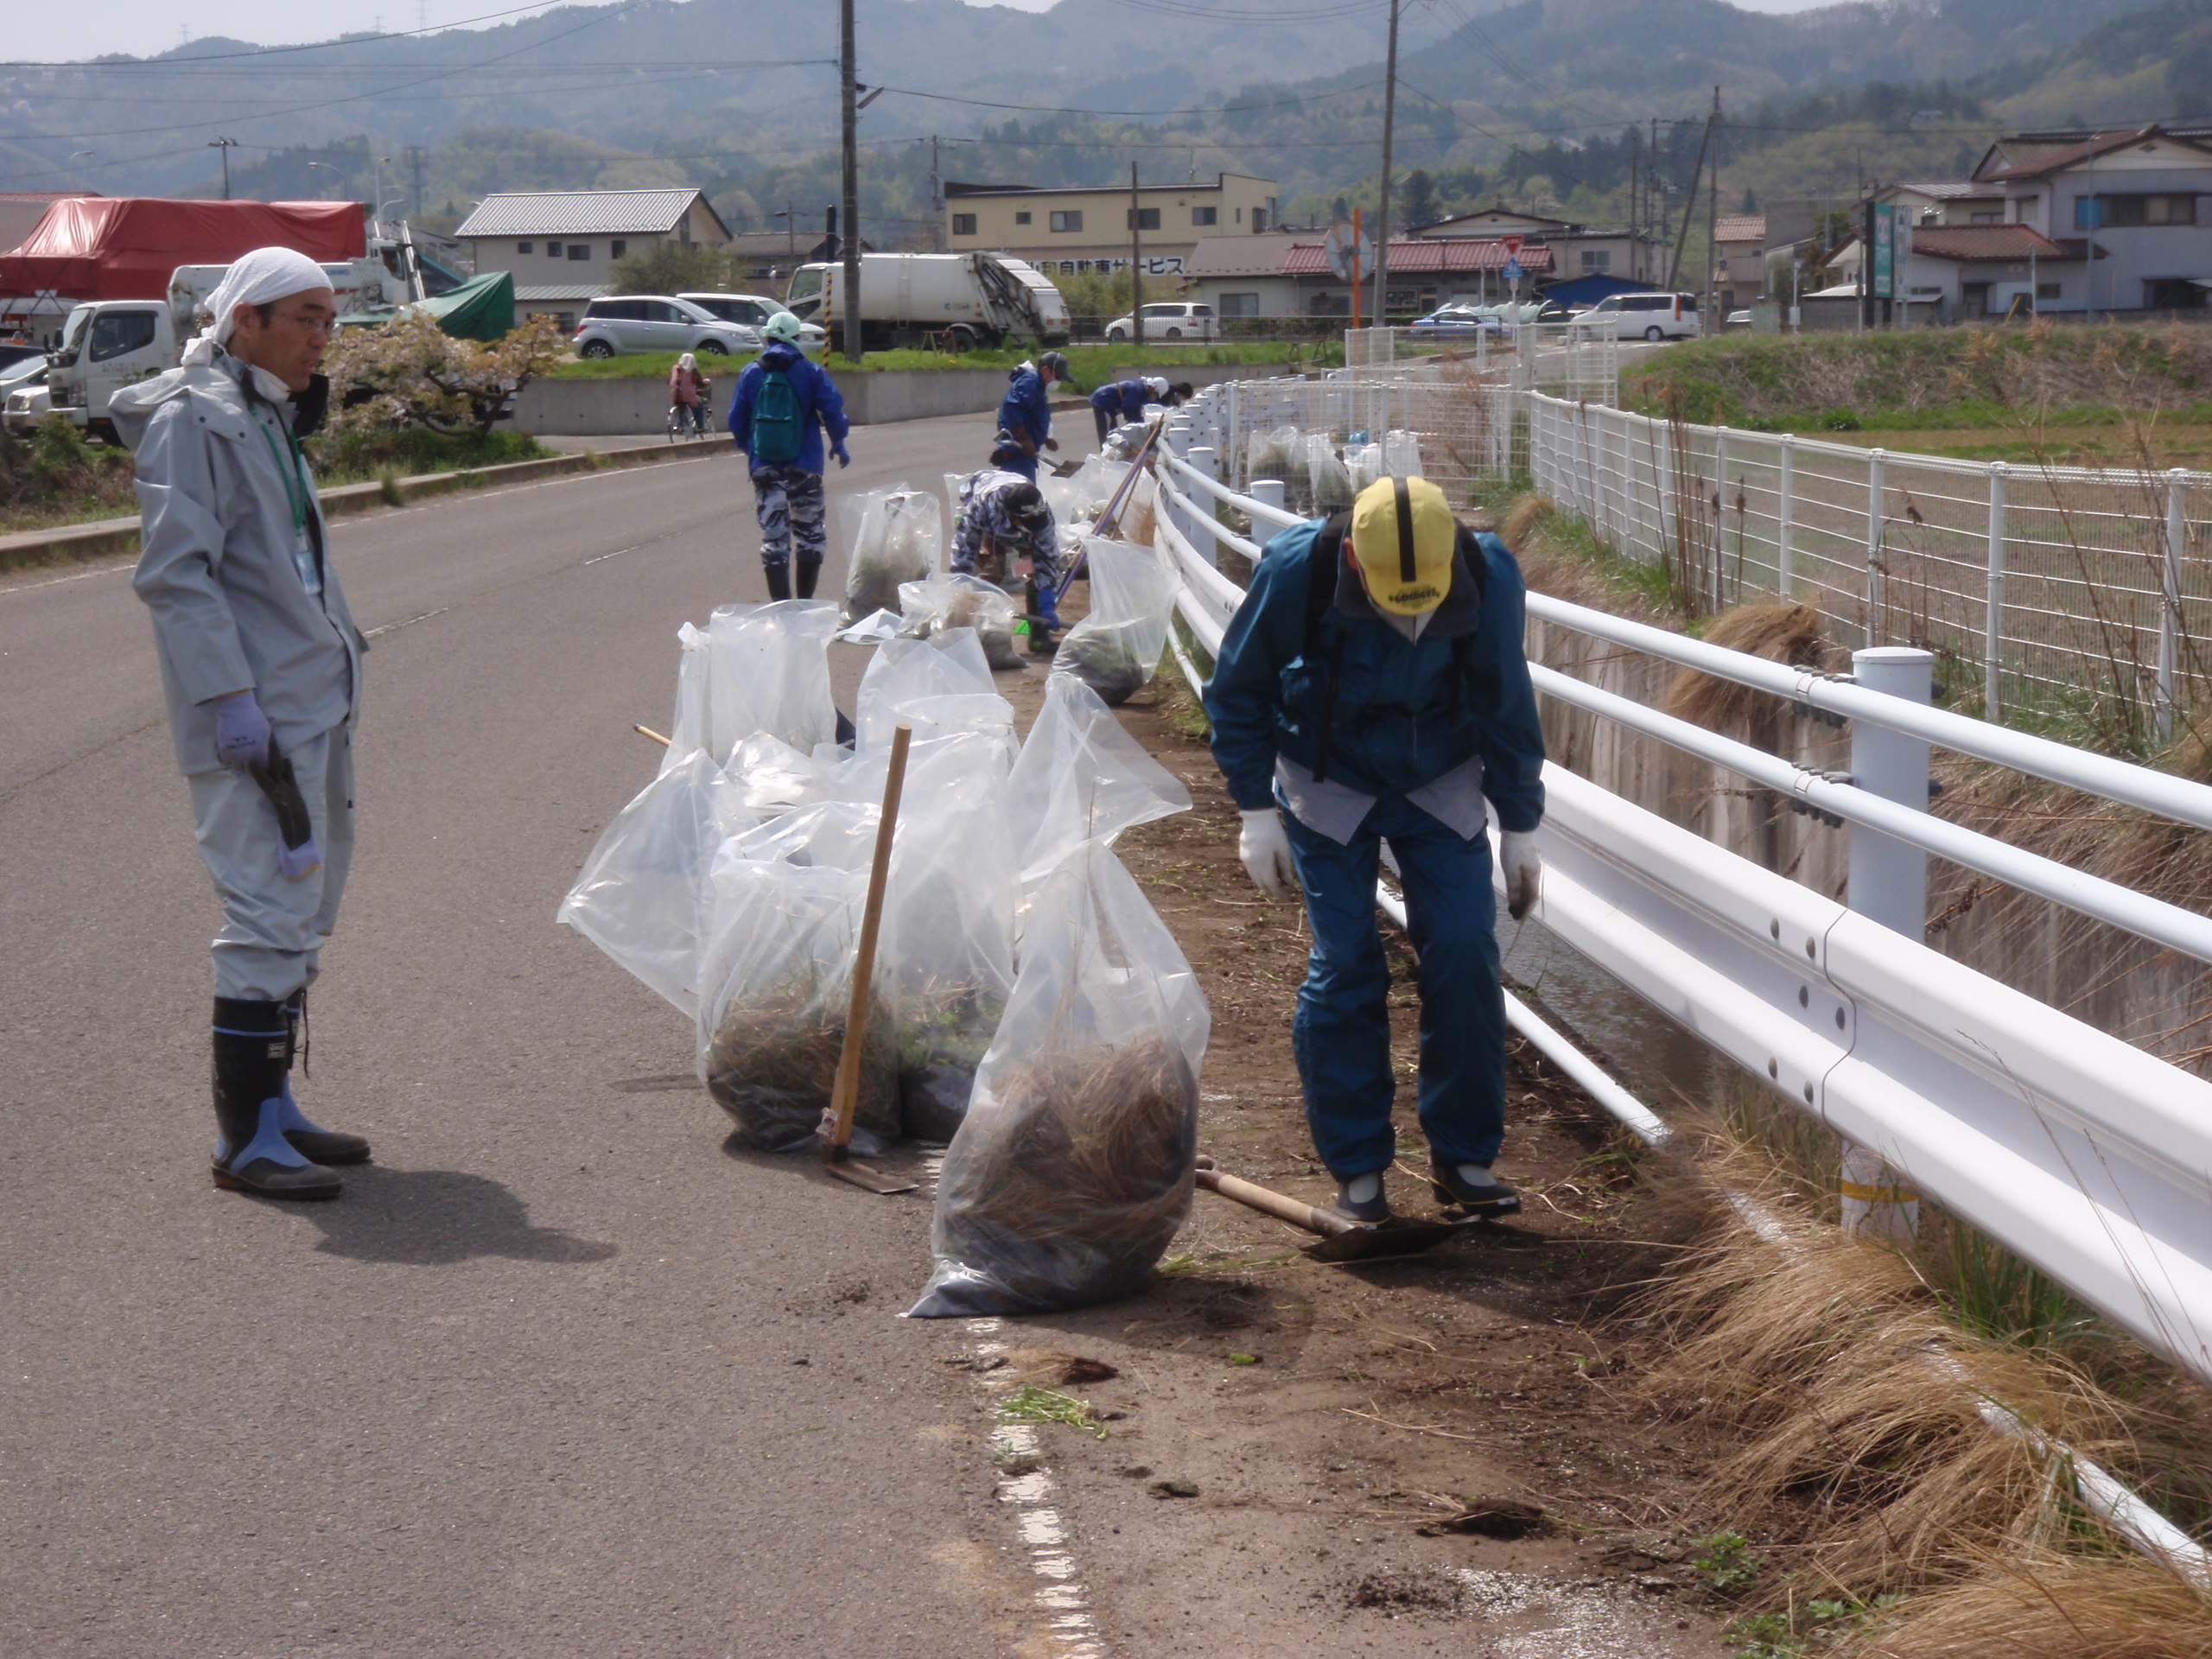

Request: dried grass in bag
left=1052, top=537, right=1177, bottom=707
left=840, top=486, right=941, bottom=623
left=906, top=840, right=1209, bottom=1317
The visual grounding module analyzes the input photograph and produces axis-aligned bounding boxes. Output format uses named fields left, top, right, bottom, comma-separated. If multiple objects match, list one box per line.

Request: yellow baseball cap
left=1349, top=475, right=1455, bottom=615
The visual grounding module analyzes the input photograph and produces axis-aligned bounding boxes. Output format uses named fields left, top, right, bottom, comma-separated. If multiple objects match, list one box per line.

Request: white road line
left=364, top=607, right=450, bottom=639
left=974, top=1338, right=1108, bottom=1659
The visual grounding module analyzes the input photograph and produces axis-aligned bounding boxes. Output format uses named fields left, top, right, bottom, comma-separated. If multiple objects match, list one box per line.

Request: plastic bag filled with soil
left=907, top=840, right=1210, bottom=1317
left=840, top=486, right=942, bottom=624
left=696, top=825, right=899, bottom=1155
left=1306, top=434, right=1355, bottom=511
left=879, top=733, right=1017, bottom=1142
left=897, top=573, right=1022, bottom=670
left=855, top=633, right=993, bottom=753
left=660, top=621, right=711, bottom=776
left=1007, top=674, right=1190, bottom=885
left=1052, top=538, right=1177, bottom=708
left=706, top=600, right=841, bottom=762
left=557, top=750, right=755, bottom=1021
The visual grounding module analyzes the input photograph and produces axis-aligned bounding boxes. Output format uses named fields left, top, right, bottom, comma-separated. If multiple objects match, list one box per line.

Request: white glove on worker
left=1499, top=830, right=1541, bottom=922
left=1239, top=808, right=1295, bottom=899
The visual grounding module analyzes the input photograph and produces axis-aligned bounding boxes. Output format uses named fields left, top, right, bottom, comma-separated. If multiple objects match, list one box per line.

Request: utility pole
left=1130, top=163, right=1144, bottom=347
left=1371, top=0, right=1401, bottom=328
left=1629, top=125, right=1639, bottom=281
left=930, top=136, right=943, bottom=251
left=208, top=137, right=238, bottom=200
left=1704, top=86, right=1722, bottom=334
left=404, top=144, right=429, bottom=219
left=1665, top=111, right=1712, bottom=291
left=839, top=0, right=862, bottom=365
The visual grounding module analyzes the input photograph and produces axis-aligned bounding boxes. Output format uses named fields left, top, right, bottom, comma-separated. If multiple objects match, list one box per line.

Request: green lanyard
left=255, top=414, right=311, bottom=542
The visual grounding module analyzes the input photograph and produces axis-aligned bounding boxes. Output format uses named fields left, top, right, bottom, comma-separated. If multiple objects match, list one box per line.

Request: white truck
left=783, top=252, right=1071, bottom=353
left=46, top=257, right=398, bottom=439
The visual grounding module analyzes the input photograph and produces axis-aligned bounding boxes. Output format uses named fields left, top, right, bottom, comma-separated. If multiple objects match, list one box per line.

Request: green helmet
left=762, top=310, right=804, bottom=345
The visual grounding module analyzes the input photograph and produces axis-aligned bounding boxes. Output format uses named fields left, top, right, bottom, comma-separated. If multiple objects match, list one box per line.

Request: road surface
left=0, top=411, right=1052, bottom=1657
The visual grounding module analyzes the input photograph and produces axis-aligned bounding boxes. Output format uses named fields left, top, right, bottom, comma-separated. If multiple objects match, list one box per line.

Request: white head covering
left=179, top=246, right=337, bottom=368
left=677, top=352, right=696, bottom=372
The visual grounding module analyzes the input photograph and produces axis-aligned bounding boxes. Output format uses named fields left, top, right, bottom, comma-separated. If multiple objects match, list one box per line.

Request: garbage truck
left=783, top=252, right=1070, bottom=353
left=45, top=257, right=398, bottom=440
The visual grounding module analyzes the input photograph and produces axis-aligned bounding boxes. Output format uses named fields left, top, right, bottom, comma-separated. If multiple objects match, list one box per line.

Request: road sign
left=1323, top=220, right=1375, bottom=282
left=1502, top=258, right=1523, bottom=283
left=1870, top=202, right=1895, bottom=301
left=1498, top=233, right=1524, bottom=258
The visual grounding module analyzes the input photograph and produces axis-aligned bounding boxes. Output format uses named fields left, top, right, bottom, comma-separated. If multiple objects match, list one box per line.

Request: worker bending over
left=952, top=466, right=1062, bottom=645
left=115, top=248, right=372, bottom=1200
left=1088, top=377, right=1192, bottom=445
left=1205, top=476, right=1546, bottom=1223
left=993, top=350, right=1069, bottom=482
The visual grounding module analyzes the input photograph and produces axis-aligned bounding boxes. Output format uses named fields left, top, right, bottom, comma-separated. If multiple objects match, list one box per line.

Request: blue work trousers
left=998, top=451, right=1039, bottom=484
left=1281, top=792, right=1505, bottom=1178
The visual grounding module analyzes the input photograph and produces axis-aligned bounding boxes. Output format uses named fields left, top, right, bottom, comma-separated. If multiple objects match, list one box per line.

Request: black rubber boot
left=1330, top=1171, right=1389, bottom=1224
left=764, top=564, right=792, bottom=602
left=795, top=560, right=821, bottom=600
left=211, top=998, right=340, bottom=1198
left=278, top=990, right=371, bottom=1166
left=1429, top=1158, right=1520, bottom=1217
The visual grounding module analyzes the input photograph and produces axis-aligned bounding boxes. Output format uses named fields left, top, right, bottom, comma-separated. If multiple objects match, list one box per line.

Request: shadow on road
left=290, top=1165, right=619, bottom=1267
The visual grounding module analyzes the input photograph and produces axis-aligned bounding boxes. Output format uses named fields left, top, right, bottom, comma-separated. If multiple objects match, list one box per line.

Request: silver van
left=1576, top=292, right=1702, bottom=341
left=572, top=296, right=754, bottom=359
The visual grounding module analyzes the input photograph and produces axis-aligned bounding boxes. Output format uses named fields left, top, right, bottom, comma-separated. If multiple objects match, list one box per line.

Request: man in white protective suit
left=113, top=246, right=372, bottom=1199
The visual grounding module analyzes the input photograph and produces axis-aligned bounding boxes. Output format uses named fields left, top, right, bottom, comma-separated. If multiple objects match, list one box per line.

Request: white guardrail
left=1147, top=420, right=2212, bottom=1404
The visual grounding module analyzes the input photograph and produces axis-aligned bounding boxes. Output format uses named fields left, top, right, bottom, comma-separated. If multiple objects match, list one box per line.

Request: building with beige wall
left=456, top=188, right=731, bottom=325
left=943, top=175, right=1277, bottom=276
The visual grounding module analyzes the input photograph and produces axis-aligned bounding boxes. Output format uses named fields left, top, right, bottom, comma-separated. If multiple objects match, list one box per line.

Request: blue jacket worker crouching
left=728, top=313, right=850, bottom=601
left=1205, top=474, right=1547, bottom=1224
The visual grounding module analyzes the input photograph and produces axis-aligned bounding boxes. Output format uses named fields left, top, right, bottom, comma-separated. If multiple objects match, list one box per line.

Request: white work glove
left=1499, top=829, right=1541, bottom=922
left=1238, top=808, right=1295, bottom=899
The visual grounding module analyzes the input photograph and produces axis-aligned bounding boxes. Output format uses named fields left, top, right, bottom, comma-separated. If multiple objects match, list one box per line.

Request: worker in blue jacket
left=728, top=312, right=850, bottom=601
left=1205, top=475, right=1546, bottom=1224
left=993, top=350, right=1070, bottom=481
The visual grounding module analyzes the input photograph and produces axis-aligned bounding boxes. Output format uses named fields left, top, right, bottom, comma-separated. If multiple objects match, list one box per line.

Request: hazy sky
left=18, top=0, right=1838, bottom=65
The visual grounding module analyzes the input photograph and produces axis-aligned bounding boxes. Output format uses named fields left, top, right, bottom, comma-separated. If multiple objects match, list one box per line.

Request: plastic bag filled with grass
left=906, top=839, right=1209, bottom=1317
left=878, top=734, right=1018, bottom=1142
left=1052, top=538, right=1178, bottom=707
left=695, top=805, right=899, bottom=1154
left=839, top=485, right=941, bottom=625
left=896, top=572, right=1024, bottom=671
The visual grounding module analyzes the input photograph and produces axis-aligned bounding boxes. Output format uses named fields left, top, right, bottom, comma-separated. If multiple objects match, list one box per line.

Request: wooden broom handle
left=825, top=723, right=912, bottom=1161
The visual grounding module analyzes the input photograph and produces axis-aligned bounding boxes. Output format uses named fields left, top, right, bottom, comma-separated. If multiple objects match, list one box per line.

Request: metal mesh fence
left=1521, top=391, right=2212, bottom=733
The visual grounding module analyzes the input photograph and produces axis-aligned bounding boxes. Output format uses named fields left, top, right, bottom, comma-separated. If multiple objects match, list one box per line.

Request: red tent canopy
left=0, top=199, right=365, bottom=302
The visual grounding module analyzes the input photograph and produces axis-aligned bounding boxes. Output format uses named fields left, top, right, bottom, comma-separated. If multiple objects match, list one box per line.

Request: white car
left=1104, top=302, right=1217, bottom=342
left=677, top=292, right=826, bottom=353
left=572, top=295, right=754, bottom=359
left=1, top=355, right=50, bottom=435
left=1573, top=291, right=1703, bottom=341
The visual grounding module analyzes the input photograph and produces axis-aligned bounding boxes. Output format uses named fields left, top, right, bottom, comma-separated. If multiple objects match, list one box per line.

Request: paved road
left=0, top=411, right=1052, bottom=1656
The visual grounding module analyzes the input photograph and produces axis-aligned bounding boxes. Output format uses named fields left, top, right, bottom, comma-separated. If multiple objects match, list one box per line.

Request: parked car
left=1723, top=308, right=1754, bottom=332
left=0, top=340, right=46, bottom=372
left=1408, top=304, right=1503, bottom=339
left=677, top=292, right=826, bottom=353
left=1103, top=302, right=1217, bottom=342
left=1573, top=291, right=1703, bottom=341
left=572, top=296, right=754, bottom=359
left=2, top=356, right=51, bottom=435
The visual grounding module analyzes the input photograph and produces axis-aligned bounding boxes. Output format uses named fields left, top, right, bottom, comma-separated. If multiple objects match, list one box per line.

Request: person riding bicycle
left=669, top=353, right=709, bottom=438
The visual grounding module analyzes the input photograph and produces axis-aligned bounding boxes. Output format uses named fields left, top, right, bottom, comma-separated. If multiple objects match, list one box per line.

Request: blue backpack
left=749, top=366, right=805, bottom=465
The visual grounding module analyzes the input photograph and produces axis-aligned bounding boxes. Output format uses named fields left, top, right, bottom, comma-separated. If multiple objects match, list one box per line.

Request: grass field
left=545, top=340, right=1340, bottom=383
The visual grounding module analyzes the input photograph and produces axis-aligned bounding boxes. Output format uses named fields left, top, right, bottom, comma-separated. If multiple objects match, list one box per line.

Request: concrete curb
left=0, top=438, right=718, bottom=575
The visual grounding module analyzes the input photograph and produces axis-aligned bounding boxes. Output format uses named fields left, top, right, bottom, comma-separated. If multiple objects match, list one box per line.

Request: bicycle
left=666, top=401, right=713, bottom=442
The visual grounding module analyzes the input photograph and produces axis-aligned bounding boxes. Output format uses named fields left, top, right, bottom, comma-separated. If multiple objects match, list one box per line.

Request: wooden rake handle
left=824, top=723, right=912, bottom=1162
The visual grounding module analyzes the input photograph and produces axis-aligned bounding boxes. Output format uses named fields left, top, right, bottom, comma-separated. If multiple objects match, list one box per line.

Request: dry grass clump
left=1499, top=489, right=1554, bottom=552
left=1640, top=1192, right=2120, bottom=1596
left=1662, top=601, right=1836, bottom=733
left=706, top=979, right=900, bottom=1153
left=1845, top=1548, right=2212, bottom=1658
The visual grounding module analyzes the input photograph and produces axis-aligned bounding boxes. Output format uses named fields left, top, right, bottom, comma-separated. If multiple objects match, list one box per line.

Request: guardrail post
left=1865, top=448, right=1887, bottom=645
left=1986, top=461, right=2007, bottom=724
left=2160, top=468, right=2185, bottom=746
left=1224, top=381, right=1242, bottom=487
left=1777, top=435, right=1796, bottom=600
left=1841, top=644, right=1932, bottom=1243
left=1187, top=446, right=1219, bottom=569
left=1166, top=418, right=1192, bottom=459
left=1249, top=477, right=1286, bottom=520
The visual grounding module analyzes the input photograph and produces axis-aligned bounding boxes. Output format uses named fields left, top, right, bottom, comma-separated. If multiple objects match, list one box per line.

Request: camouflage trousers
left=749, top=464, right=827, bottom=573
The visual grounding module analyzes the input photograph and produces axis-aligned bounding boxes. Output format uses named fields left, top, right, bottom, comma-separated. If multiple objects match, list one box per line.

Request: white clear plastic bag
left=1306, top=434, right=1354, bottom=510
left=1345, top=441, right=1385, bottom=493
left=706, top=601, right=841, bottom=761
left=1383, top=428, right=1424, bottom=478
left=556, top=750, right=754, bottom=1021
left=906, top=840, right=1209, bottom=1317
left=1007, top=674, right=1191, bottom=884
left=1053, top=537, right=1177, bottom=707
left=879, top=733, right=1018, bottom=1142
left=696, top=821, right=899, bottom=1155
left=725, top=730, right=824, bottom=816
left=1247, top=423, right=1299, bottom=482
left=841, top=485, right=941, bottom=623
left=660, top=621, right=712, bottom=776
left=896, top=572, right=1022, bottom=671
left=854, top=633, right=994, bottom=754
